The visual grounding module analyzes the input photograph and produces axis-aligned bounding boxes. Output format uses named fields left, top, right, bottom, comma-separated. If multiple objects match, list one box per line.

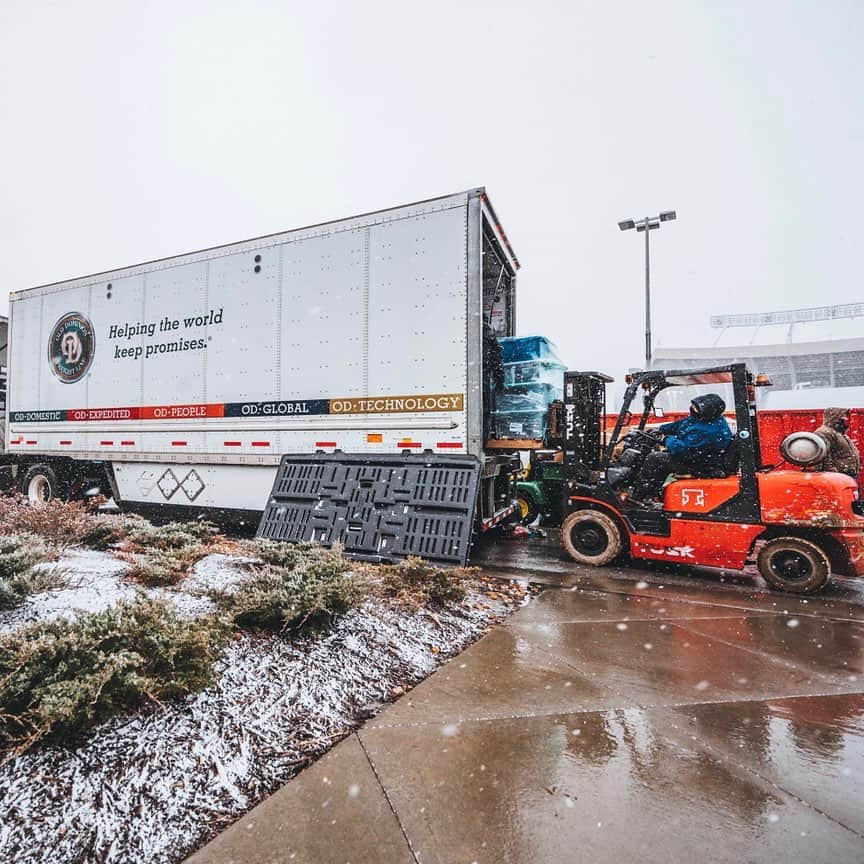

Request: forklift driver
left=631, top=393, right=732, bottom=502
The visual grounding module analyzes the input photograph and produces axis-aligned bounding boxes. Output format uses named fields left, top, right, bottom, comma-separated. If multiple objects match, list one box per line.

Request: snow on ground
left=0, top=550, right=135, bottom=634
left=0, top=549, right=518, bottom=864
left=0, top=551, right=257, bottom=633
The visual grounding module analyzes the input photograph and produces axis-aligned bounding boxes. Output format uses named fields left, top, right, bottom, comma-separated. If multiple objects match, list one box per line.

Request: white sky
left=1, top=1, right=862, bottom=383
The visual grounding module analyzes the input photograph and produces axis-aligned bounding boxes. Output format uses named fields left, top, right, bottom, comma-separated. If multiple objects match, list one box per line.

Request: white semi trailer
left=4, top=188, right=521, bottom=531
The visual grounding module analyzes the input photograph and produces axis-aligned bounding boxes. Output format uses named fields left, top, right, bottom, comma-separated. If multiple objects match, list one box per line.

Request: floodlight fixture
left=616, top=210, right=678, bottom=369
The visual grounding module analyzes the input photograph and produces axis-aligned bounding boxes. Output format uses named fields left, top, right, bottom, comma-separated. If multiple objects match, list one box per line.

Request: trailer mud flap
left=256, top=452, right=483, bottom=566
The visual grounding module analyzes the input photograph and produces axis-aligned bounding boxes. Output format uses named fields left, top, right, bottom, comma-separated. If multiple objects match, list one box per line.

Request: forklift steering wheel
left=629, top=429, right=662, bottom=447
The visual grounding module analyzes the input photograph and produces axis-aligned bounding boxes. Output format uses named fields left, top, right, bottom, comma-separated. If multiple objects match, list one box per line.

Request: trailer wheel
left=20, top=464, right=63, bottom=506
left=757, top=537, right=830, bottom=595
left=562, top=510, right=623, bottom=566
left=517, top=494, right=539, bottom=526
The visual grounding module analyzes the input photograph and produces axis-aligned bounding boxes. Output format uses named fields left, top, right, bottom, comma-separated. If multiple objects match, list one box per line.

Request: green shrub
left=125, top=519, right=218, bottom=553
left=380, top=556, right=467, bottom=605
left=77, top=515, right=132, bottom=551
left=0, top=533, right=58, bottom=610
left=0, top=597, right=228, bottom=759
left=121, top=520, right=218, bottom=586
left=241, top=538, right=305, bottom=569
left=127, top=547, right=206, bottom=587
left=212, top=546, right=366, bottom=633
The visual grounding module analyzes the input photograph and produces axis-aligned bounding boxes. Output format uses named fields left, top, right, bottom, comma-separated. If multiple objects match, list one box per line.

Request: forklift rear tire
left=757, top=537, right=830, bottom=595
left=517, top=495, right=539, bottom=526
left=20, top=464, right=63, bottom=506
left=562, top=510, right=623, bottom=566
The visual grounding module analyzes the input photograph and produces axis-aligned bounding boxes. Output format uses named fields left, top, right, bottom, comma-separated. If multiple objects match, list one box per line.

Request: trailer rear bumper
left=481, top=502, right=520, bottom=532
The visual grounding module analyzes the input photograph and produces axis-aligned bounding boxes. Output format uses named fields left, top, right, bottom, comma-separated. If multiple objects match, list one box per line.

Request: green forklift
left=515, top=371, right=613, bottom=525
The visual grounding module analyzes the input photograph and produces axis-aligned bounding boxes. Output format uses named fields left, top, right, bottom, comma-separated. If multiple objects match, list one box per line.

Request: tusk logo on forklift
left=48, top=312, right=95, bottom=383
left=643, top=544, right=697, bottom=559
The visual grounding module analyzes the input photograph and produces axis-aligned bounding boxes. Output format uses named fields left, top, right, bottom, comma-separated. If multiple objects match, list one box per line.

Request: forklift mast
left=557, top=371, right=614, bottom=481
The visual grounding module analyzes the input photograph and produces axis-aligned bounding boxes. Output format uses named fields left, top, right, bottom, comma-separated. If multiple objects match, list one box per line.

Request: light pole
left=618, top=210, right=676, bottom=370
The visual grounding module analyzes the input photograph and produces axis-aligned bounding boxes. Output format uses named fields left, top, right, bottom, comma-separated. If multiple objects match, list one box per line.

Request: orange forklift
left=559, top=364, right=864, bottom=594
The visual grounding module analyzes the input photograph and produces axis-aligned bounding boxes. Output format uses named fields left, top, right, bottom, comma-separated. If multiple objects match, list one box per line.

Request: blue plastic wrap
left=493, top=337, right=565, bottom=439
left=498, top=335, right=561, bottom=364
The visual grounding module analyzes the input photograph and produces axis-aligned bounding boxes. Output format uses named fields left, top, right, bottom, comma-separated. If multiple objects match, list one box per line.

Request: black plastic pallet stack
left=256, top=452, right=483, bottom=566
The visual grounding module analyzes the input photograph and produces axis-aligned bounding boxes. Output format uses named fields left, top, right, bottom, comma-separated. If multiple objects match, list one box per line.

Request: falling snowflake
left=348, top=785, right=360, bottom=798
left=635, top=581, right=648, bottom=590
left=694, top=680, right=710, bottom=691
left=786, top=619, right=800, bottom=628
left=441, top=724, right=460, bottom=737
left=616, top=623, right=628, bottom=631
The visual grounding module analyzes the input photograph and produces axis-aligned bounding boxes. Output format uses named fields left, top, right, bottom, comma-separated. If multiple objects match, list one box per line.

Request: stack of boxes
left=491, top=336, right=566, bottom=440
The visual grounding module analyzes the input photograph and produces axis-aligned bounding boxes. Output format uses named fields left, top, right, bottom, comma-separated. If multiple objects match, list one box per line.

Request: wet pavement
left=187, top=535, right=864, bottom=864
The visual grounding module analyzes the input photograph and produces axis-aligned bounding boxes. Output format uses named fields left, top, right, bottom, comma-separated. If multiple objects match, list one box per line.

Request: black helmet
left=690, top=393, right=726, bottom=422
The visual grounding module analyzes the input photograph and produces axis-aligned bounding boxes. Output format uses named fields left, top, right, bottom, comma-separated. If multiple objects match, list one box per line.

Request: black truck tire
left=20, top=464, right=64, bottom=506
left=562, top=510, right=623, bottom=566
left=757, top=536, right=830, bottom=594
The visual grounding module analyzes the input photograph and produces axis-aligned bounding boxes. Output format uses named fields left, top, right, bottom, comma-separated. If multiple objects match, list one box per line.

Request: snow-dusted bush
left=212, top=546, right=367, bottom=633
left=380, top=556, right=468, bottom=605
left=123, top=520, right=220, bottom=586
left=76, top=513, right=147, bottom=551
left=0, top=597, right=228, bottom=760
left=128, top=547, right=209, bottom=587
left=0, top=533, right=57, bottom=610
left=124, top=519, right=219, bottom=552
left=241, top=537, right=309, bottom=569
left=0, top=497, right=93, bottom=549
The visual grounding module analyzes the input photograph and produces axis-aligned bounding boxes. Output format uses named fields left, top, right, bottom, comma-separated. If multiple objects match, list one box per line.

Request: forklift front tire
left=757, top=537, right=830, bottom=595
left=562, top=510, right=623, bottom=566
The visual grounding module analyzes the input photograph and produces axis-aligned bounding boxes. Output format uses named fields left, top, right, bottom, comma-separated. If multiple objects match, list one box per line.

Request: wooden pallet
left=484, top=438, right=546, bottom=450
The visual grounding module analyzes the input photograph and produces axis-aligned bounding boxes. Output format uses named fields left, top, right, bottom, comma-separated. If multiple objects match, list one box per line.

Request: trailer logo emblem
left=157, top=469, right=181, bottom=500
left=180, top=470, right=205, bottom=501
left=48, top=312, right=95, bottom=383
left=156, top=468, right=206, bottom=502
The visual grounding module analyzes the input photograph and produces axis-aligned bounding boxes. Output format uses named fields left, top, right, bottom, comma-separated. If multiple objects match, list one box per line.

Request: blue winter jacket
left=659, top=415, right=732, bottom=458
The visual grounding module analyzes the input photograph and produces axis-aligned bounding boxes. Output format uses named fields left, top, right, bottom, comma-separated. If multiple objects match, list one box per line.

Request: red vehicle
left=561, top=364, right=864, bottom=594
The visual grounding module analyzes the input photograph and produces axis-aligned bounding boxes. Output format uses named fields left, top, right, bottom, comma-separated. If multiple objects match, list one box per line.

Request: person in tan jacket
left=814, top=408, right=861, bottom=479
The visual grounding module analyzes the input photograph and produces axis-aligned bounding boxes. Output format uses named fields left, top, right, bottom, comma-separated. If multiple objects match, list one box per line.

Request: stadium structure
left=650, top=303, right=864, bottom=412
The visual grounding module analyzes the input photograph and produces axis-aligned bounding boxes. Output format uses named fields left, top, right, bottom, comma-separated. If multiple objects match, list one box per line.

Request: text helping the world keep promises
left=108, top=308, right=224, bottom=361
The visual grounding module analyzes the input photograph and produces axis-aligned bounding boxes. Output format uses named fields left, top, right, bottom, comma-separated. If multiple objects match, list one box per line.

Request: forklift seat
left=722, top=435, right=742, bottom=475
left=692, top=436, right=741, bottom=480
left=671, top=436, right=741, bottom=482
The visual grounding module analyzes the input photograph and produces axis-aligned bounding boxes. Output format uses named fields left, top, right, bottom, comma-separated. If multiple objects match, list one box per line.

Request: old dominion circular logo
left=48, top=312, right=95, bottom=383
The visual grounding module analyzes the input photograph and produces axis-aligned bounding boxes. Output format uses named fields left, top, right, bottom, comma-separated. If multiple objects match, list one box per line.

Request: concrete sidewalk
left=188, top=573, right=864, bottom=864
